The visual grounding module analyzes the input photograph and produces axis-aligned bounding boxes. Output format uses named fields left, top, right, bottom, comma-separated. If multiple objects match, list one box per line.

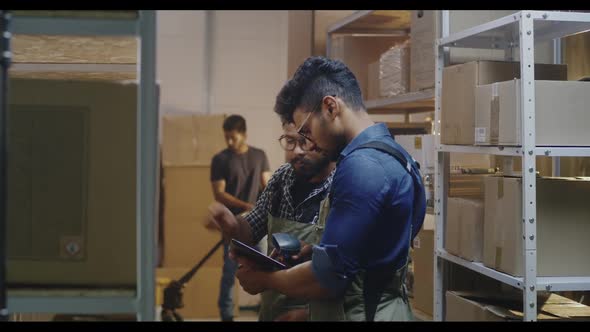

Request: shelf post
left=551, top=37, right=562, bottom=177
left=0, top=10, right=11, bottom=322
left=519, top=11, right=538, bottom=322
left=433, top=9, right=450, bottom=322
left=136, top=10, right=158, bottom=322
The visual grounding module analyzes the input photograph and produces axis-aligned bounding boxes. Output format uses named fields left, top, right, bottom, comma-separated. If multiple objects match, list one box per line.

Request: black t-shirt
left=210, top=146, right=270, bottom=215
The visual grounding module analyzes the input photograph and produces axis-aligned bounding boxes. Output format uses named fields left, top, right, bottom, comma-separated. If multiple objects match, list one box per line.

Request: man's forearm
left=235, top=216, right=255, bottom=245
left=265, top=262, right=333, bottom=301
left=215, top=192, right=252, bottom=212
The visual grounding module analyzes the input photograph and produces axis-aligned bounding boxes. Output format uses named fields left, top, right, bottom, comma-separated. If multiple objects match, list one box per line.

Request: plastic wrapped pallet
left=330, top=35, right=406, bottom=98
left=379, top=41, right=410, bottom=97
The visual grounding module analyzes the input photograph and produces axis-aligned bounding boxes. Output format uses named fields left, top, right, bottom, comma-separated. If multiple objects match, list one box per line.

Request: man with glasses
left=233, top=56, right=426, bottom=321
left=206, top=121, right=336, bottom=321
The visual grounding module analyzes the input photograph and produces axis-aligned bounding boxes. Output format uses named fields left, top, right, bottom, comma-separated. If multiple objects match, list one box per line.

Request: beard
left=317, top=115, right=348, bottom=162
left=292, top=154, right=331, bottom=181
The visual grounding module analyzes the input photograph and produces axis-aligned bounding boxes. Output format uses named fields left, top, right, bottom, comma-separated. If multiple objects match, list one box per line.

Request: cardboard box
left=395, top=134, right=435, bottom=173
left=330, top=35, right=407, bottom=99
left=445, top=198, right=484, bottom=262
left=162, top=165, right=223, bottom=268
left=483, top=176, right=590, bottom=277
left=441, top=61, right=567, bottom=145
left=410, top=10, right=437, bottom=91
left=163, top=165, right=214, bottom=221
left=560, top=157, right=590, bottom=177
left=450, top=153, right=495, bottom=170
left=411, top=214, right=506, bottom=316
left=448, top=174, right=492, bottom=200
left=446, top=291, right=590, bottom=321
left=163, top=217, right=224, bottom=268
left=367, top=61, right=381, bottom=100
left=410, top=214, right=435, bottom=315
left=162, top=114, right=227, bottom=166
left=475, top=79, right=590, bottom=146
left=7, top=78, right=139, bottom=287
left=156, top=267, right=239, bottom=320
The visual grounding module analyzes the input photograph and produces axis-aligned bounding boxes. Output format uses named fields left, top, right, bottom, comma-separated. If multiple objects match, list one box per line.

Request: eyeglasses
left=278, top=134, right=310, bottom=151
left=295, top=112, right=317, bottom=152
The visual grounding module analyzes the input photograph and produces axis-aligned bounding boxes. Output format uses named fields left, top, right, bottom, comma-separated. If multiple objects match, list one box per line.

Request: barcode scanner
left=271, top=233, right=301, bottom=265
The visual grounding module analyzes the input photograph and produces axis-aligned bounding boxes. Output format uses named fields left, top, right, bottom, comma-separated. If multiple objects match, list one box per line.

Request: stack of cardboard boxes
left=446, top=291, right=590, bottom=321
left=439, top=59, right=590, bottom=320
left=409, top=10, right=437, bottom=92
left=157, top=113, right=240, bottom=320
left=330, top=35, right=406, bottom=101
left=366, top=10, right=436, bottom=101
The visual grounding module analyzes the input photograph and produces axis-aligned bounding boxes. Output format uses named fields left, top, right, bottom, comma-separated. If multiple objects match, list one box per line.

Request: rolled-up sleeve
left=244, top=164, right=288, bottom=243
left=310, top=155, right=389, bottom=294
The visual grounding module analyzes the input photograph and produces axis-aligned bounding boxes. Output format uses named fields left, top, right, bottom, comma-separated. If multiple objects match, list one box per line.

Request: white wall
left=156, top=11, right=207, bottom=113
left=156, top=10, right=290, bottom=172
left=208, top=11, right=289, bottom=172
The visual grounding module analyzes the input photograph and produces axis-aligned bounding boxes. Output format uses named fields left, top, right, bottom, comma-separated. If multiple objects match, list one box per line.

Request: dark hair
left=223, top=114, right=247, bottom=133
left=274, top=56, right=365, bottom=124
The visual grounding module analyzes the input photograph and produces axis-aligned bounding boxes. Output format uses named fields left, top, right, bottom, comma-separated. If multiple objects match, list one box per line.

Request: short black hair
left=223, top=114, right=246, bottom=133
left=274, top=56, right=365, bottom=124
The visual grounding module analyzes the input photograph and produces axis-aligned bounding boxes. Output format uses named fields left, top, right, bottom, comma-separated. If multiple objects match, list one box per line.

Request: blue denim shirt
left=311, top=123, right=414, bottom=295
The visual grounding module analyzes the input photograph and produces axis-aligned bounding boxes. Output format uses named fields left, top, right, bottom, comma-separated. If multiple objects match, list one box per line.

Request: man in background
left=210, top=114, right=271, bottom=321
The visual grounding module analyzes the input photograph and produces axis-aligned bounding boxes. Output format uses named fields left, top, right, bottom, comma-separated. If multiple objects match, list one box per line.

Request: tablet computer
left=230, top=239, right=287, bottom=271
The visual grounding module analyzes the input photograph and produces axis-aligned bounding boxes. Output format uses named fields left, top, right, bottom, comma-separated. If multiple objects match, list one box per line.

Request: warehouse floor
left=190, top=301, right=432, bottom=322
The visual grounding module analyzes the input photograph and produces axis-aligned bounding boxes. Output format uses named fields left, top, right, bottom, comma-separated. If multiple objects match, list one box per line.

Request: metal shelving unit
left=365, top=88, right=434, bottom=115
left=439, top=145, right=590, bottom=157
left=326, top=10, right=410, bottom=57
left=326, top=10, right=434, bottom=125
left=1, top=11, right=158, bottom=321
left=434, top=10, right=590, bottom=321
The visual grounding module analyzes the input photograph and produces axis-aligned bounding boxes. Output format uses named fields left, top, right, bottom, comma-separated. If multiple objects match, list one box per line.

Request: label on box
left=413, top=236, right=421, bottom=249
left=414, top=136, right=422, bottom=150
left=475, top=127, right=487, bottom=143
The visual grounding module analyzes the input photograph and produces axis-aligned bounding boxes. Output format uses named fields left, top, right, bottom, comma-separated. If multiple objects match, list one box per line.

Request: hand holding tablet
left=230, top=238, right=287, bottom=271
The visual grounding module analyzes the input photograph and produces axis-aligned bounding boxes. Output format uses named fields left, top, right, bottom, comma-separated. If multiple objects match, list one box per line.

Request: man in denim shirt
left=234, top=56, right=423, bottom=321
